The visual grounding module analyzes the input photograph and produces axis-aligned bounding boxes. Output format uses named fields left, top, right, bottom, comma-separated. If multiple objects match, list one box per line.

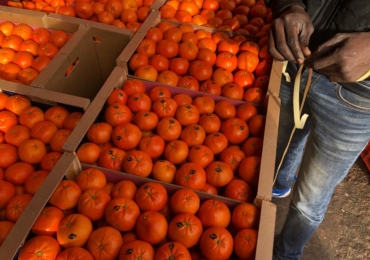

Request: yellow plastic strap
left=357, top=70, right=370, bottom=82
left=293, top=64, right=310, bottom=129
left=273, top=62, right=313, bottom=185
left=281, top=60, right=291, bottom=82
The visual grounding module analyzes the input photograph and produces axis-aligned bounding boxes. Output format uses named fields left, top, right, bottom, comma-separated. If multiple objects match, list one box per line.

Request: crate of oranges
left=1, top=152, right=276, bottom=260
left=0, top=6, right=134, bottom=100
left=0, top=78, right=92, bottom=259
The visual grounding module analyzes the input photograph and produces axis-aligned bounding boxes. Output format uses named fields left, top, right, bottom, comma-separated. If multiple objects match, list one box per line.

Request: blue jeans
left=273, top=63, right=370, bottom=260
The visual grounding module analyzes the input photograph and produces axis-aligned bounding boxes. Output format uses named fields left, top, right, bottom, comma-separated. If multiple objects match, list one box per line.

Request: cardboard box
left=117, top=10, right=261, bottom=85
left=0, top=6, right=134, bottom=100
left=0, top=153, right=276, bottom=260
left=360, top=141, right=370, bottom=173
left=0, top=80, right=94, bottom=259
left=148, top=0, right=265, bottom=39
left=0, top=79, right=91, bottom=111
left=31, top=12, right=134, bottom=100
left=0, top=153, right=77, bottom=260
left=125, top=72, right=282, bottom=206
left=150, top=0, right=166, bottom=10
left=65, top=153, right=277, bottom=260
left=63, top=59, right=283, bottom=204
left=119, top=16, right=284, bottom=204
left=62, top=64, right=249, bottom=154
left=62, top=65, right=128, bottom=153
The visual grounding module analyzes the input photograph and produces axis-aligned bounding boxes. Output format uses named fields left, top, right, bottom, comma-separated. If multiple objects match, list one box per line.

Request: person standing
left=265, top=0, right=370, bottom=259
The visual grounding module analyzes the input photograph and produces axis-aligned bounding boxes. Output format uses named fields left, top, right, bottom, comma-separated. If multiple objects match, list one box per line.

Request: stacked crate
left=0, top=2, right=282, bottom=259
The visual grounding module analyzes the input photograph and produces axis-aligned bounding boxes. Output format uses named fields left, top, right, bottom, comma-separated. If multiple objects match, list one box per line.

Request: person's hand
left=268, top=5, right=314, bottom=64
left=304, top=32, right=370, bottom=82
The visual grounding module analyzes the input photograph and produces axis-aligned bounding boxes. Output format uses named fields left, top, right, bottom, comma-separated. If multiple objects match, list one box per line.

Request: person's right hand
left=268, top=5, right=314, bottom=64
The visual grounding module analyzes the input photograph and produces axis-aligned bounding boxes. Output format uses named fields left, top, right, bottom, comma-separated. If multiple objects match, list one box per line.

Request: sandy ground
left=273, top=157, right=370, bottom=259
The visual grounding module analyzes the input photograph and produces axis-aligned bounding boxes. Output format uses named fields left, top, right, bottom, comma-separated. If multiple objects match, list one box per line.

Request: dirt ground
left=273, top=157, right=370, bottom=259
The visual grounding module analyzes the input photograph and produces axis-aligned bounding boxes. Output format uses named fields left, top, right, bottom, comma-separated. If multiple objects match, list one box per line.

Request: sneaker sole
left=272, top=189, right=291, bottom=198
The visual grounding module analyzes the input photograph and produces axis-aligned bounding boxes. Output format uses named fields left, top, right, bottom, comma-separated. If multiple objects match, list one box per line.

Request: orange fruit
left=57, top=213, right=93, bottom=248
left=197, top=199, right=231, bottom=228
left=134, top=182, right=168, bottom=212
left=170, top=188, right=200, bottom=214
left=231, top=203, right=260, bottom=230
left=87, top=226, right=123, bottom=260
left=135, top=211, right=168, bottom=245
left=75, top=168, right=107, bottom=192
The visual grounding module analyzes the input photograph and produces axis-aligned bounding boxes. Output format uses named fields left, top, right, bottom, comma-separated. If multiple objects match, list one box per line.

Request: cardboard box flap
left=116, top=31, right=146, bottom=67
left=137, top=9, right=160, bottom=35
left=267, top=60, right=285, bottom=97
left=255, top=94, right=281, bottom=206
left=88, top=24, right=133, bottom=81
left=63, top=66, right=127, bottom=152
left=0, top=80, right=91, bottom=111
left=31, top=27, right=104, bottom=100
left=150, top=0, right=166, bottom=10
left=255, top=200, right=277, bottom=260
left=0, top=6, right=48, bottom=28
left=47, top=14, right=134, bottom=79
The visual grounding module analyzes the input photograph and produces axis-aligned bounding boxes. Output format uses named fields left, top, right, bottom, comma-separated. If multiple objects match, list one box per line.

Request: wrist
left=273, top=1, right=306, bottom=17
left=289, top=5, right=306, bottom=12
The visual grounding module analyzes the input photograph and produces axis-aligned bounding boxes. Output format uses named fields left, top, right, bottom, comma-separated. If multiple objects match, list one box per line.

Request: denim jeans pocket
left=337, top=84, right=370, bottom=112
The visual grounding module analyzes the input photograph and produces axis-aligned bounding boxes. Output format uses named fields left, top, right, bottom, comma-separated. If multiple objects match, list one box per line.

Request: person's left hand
left=304, top=32, right=370, bottom=82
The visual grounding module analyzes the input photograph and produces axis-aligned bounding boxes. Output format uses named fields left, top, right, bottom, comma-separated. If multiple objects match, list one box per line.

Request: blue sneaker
left=272, top=187, right=291, bottom=198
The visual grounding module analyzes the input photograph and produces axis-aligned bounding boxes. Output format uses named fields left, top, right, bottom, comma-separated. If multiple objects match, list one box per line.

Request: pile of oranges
left=0, top=93, right=83, bottom=246
left=15, top=167, right=261, bottom=259
left=130, top=21, right=271, bottom=103
left=160, top=0, right=272, bottom=34
left=0, top=20, right=72, bottom=85
left=76, top=80, right=265, bottom=203
left=8, top=0, right=155, bottom=32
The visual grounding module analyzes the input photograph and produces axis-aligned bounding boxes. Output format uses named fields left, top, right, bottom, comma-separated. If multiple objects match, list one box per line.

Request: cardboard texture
left=0, top=153, right=77, bottom=260
left=255, top=200, right=276, bottom=260
left=28, top=13, right=134, bottom=100
left=0, top=6, right=81, bottom=32
left=128, top=74, right=252, bottom=106
left=116, top=31, right=146, bottom=67
left=0, top=80, right=91, bottom=111
left=255, top=94, right=281, bottom=206
left=136, top=9, right=159, bottom=37
left=150, top=0, right=166, bottom=10
left=267, top=60, right=285, bottom=97
left=63, top=66, right=128, bottom=153
left=360, top=141, right=370, bottom=172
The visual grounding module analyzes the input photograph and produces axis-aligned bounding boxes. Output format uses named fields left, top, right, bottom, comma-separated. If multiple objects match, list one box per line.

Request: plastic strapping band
left=293, top=64, right=311, bottom=129
left=281, top=60, right=291, bottom=83
left=357, top=70, right=370, bottom=82
left=273, top=62, right=312, bottom=185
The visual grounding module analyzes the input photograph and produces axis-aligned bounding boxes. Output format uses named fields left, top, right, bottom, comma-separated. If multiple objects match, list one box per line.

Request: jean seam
left=336, top=84, right=370, bottom=112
